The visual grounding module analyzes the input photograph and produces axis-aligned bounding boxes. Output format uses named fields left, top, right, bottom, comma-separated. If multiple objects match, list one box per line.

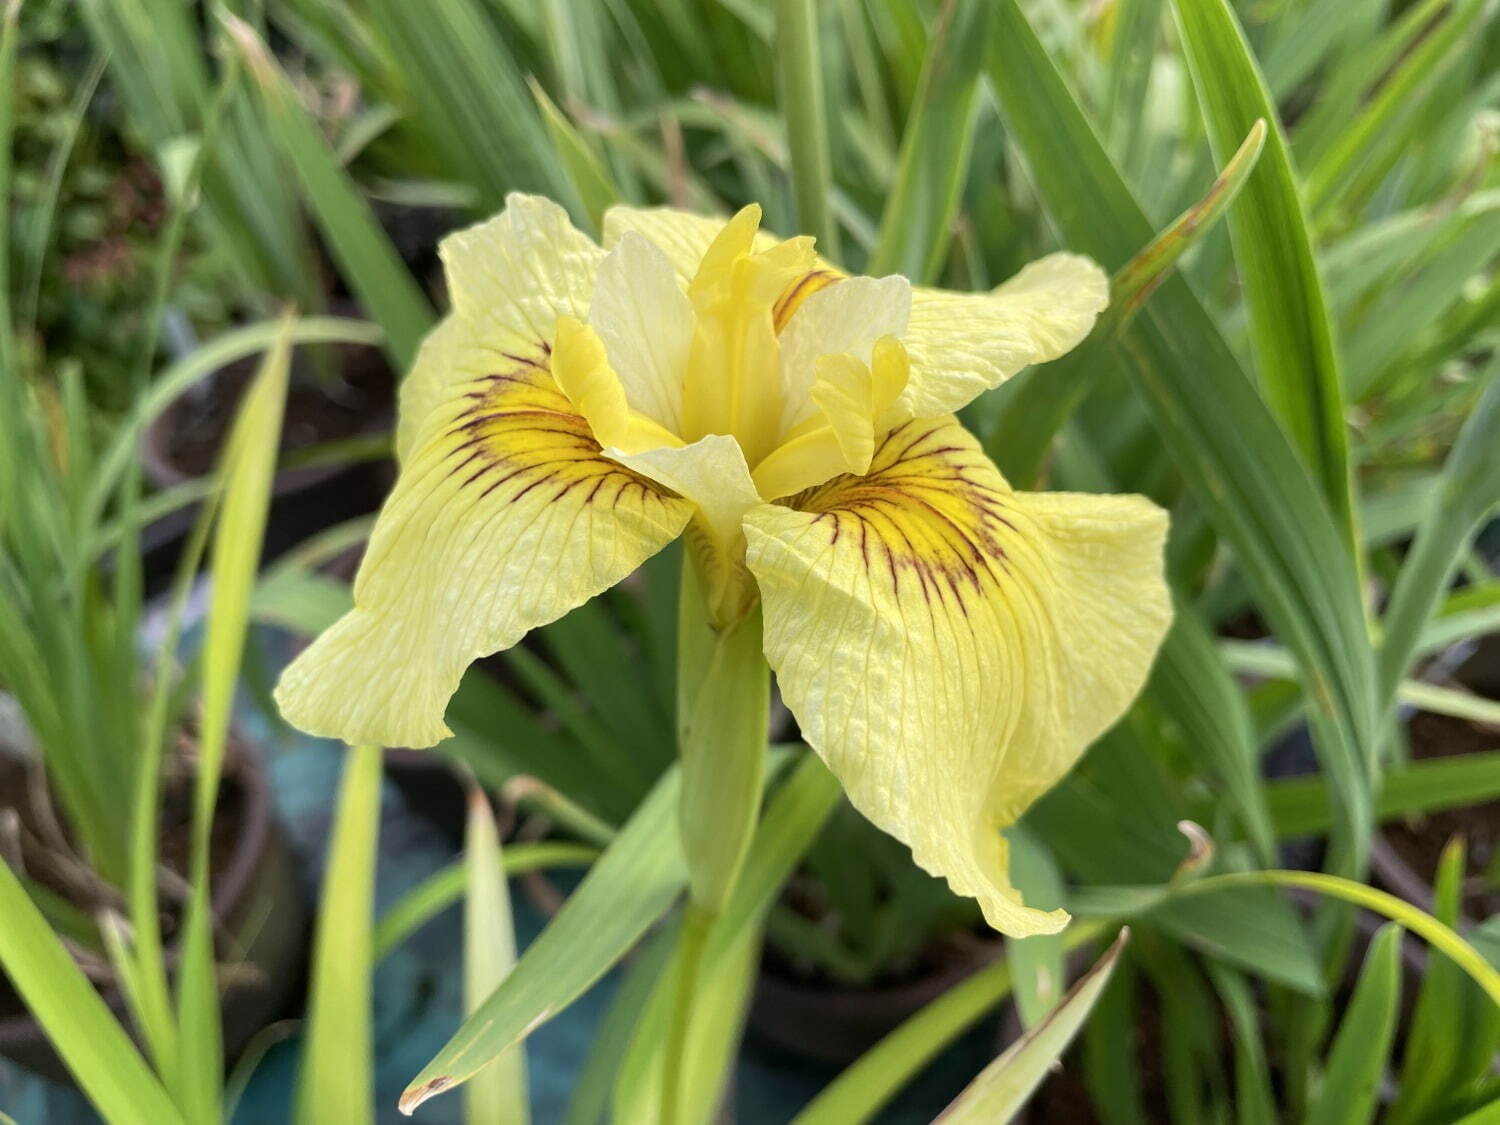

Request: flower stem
left=661, top=900, right=714, bottom=1125
left=662, top=548, right=772, bottom=1122
left=675, top=550, right=770, bottom=913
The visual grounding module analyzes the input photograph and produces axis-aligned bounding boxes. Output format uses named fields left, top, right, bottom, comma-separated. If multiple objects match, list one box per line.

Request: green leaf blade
left=0, top=862, right=185, bottom=1125
left=1169, top=0, right=1356, bottom=544
left=401, top=768, right=689, bottom=1113
left=295, top=745, right=382, bottom=1124
left=463, top=791, right=530, bottom=1125
left=935, top=931, right=1129, bottom=1122
left=1304, top=922, right=1403, bottom=1125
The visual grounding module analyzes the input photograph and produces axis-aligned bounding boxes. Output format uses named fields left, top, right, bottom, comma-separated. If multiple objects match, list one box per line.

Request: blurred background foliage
left=2, top=0, right=1499, bottom=1121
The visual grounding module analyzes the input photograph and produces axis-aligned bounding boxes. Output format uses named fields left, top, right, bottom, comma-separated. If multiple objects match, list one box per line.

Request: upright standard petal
left=776, top=274, right=911, bottom=433
left=275, top=359, right=693, bottom=748
left=588, top=232, right=693, bottom=432
left=743, top=417, right=1170, bottom=936
left=899, top=253, right=1108, bottom=420
left=602, top=205, right=779, bottom=281
left=603, top=203, right=838, bottom=331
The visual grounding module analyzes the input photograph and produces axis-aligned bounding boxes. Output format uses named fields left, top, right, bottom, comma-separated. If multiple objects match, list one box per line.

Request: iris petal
left=602, top=205, right=783, bottom=281
left=742, top=416, right=1170, bottom=936
left=588, top=232, right=693, bottom=432
left=397, top=194, right=604, bottom=462
left=777, top=274, right=911, bottom=433
left=275, top=360, right=692, bottom=748
left=605, top=436, right=764, bottom=625
left=899, top=253, right=1109, bottom=420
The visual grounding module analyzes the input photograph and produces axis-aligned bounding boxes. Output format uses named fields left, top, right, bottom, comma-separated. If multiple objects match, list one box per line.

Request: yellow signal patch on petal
left=742, top=417, right=1170, bottom=937
left=398, top=194, right=606, bottom=463
left=274, top=358, right=692, bottom=749
left=899, top=253, right=1109, bottom=420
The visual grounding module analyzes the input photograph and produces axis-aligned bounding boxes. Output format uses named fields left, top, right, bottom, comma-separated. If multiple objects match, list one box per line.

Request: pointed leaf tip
left=398, top=1076, right=453, bottom=1116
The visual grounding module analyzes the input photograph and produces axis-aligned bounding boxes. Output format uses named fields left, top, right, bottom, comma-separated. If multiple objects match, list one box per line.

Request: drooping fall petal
left=742, top=417, right=1171, bottom=936
left=275, top=354, right=692, bottom=749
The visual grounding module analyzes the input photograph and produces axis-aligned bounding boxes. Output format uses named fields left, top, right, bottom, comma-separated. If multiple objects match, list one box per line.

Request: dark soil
left=1383, top=707, right=1500, bottom=920
left=152, top=336, right=394, bottom=484
left=1381, top=632, right=1500, bottom=918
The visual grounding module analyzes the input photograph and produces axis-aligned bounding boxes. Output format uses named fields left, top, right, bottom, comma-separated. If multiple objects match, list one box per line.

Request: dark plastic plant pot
left=0, top=739, right=307, bottom=1085
left=747, top=936, right=1005, bottom=1066
left=383, top=747, right=468, bottom=846
left=137, top=325, right=396, bottom=596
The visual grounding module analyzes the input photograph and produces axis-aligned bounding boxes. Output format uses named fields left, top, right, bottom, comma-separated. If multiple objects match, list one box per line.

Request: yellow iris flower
left=275, top=194, right=1172, bottom=937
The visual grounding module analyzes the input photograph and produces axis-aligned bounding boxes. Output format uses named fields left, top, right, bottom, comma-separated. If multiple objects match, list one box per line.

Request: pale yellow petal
left=275, top=361, right=692, bottom=748
left=606, top=436, right=764, bottom=625
left=397, top=315, right=475, bottom=463
left=752, top=336, right=911, bottom=501
left=777, top=274, right=910, bottom=433
left=588, top=232, right=693, bottom=432
left=397, top=195, right=605, bottom=462
left=900, top=253, right=1108, bottom=419
left=441, top=192, right=604, bottom=346
left=742, top=417, right=1170, bottom=937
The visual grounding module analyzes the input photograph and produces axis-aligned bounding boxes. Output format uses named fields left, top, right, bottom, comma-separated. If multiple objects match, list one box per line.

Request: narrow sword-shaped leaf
left=1378, top=363, right=1500, bottom=702
left=463, top=790, right=529, bottom=1125
left=1179, top=872, right=1500, bottom=1006
left=1388, top=841, right=1495, bottom=1123
left=867, top=0, right=989, bottom=282
left=372, top=844, right=599, bottom=963
left=935, top=931, right=1129, bottom=1122
left=986, top=118, right=1265, bottom=488
left=295, top=744, right=382, bottom=1123
left=1240, top=749, right=1500, bottom=839
left=400, top=768, right=688, bottom=1113
left=227, top=16, right=434, bottom=372
left=1304, top=0, right=1491, bottom=216
left=0, top=861, right=185, bottom=1124
left=793, top=922, right=1109, bottom=1125
left=1304, top=923, right=1402, bottom=1125
left=526, top=77, right=622, bottom=238
left=363, top=0, right=566, bottom=211
left=1205, top=966, right=1277, bottom=1125
left=1146, top=601, right=1276, bottom=864
left=175, top=311, right=294, bottom=1120
left=1170, top=0, right=1356, bottom=545
left=776, top=0, right=839, bottom=258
